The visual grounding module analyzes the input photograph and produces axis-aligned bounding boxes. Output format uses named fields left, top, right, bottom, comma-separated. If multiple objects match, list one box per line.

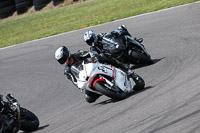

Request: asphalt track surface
left=1, top=2, right=200, bottom=133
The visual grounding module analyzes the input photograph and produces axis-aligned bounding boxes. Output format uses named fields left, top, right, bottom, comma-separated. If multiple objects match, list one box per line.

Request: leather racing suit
left=63, top=50, right=128, bottom=103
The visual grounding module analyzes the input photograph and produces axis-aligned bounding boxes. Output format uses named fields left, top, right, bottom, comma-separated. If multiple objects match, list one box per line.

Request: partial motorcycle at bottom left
left=0, top=94, right=39, bottom=133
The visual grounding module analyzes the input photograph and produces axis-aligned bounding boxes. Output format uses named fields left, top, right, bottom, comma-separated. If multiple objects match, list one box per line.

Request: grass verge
left=0, top=0, right=199, bottom=48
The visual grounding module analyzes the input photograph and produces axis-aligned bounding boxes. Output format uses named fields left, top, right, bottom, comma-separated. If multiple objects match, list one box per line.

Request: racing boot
left=135, top=37, right=143, bottom=43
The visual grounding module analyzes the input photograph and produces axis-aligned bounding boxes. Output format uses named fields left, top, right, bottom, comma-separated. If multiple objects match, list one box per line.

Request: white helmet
left=117, top=25, right=127, bottom=31
left=84, top=30, right=97, bottom=46
left=55, top=46, right=70, bottom=64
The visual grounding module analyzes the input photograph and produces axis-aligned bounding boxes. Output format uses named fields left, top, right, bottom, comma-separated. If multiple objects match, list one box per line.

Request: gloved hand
left=135, top=37, right=143, bottom=43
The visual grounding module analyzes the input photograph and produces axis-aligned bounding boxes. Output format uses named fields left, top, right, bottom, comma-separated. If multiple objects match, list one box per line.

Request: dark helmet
left=55, top=46, right=70, bottom=64
left=84, top=30, right=97, bottom=46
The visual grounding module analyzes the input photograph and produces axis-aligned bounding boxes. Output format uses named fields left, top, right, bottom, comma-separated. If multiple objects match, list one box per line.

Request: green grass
left=0, top=0, right=199, bottom=48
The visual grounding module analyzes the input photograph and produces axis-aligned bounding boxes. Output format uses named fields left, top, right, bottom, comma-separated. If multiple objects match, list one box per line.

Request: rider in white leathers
left=55, top=46, right=129, bottom=103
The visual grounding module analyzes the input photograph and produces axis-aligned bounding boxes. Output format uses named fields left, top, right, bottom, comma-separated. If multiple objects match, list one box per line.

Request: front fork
left=99, top=76, right=114, bottom=88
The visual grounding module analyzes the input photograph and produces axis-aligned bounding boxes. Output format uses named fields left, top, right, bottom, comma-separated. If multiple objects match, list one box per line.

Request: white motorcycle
left=70, top=56, right=145, bottom=100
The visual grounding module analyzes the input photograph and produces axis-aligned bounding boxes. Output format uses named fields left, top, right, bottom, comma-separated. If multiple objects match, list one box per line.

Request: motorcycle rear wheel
left=131, top=74, right=145, bottom=91
left=20, top=107, right=39, bottom=132
left=94, top=82, right=126, bottom=100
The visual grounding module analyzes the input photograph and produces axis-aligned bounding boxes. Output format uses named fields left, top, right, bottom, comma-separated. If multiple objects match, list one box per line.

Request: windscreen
left=101, top=34, right=126, bottom=54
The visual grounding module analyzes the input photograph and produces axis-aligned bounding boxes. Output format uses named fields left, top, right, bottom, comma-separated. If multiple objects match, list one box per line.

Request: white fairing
left=73, top=59, right=136, bottom=94
left=76, top=62, right=88, bottom=90
left=76, top=61, right=136, bottom=93
left=77, top=70, right=87, bottom=90
left=85, top=62, right=113, bottom=77
left=114, top=68, right=136, bottom=93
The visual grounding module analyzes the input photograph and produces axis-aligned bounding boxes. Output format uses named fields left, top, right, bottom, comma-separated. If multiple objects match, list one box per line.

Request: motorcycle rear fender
left=86, top=74, right=104, bottom=95
left=115, top=68, right=136, bottom=92
left=87, top=74, right=98, bottom=88
left=93, top=78, right=106, bottom=88
left=114, top=68, right=127, bottom=91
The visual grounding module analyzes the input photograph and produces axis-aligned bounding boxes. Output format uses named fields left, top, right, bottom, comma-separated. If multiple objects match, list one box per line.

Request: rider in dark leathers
left=84, top=25, right=143, bottom=54
left=0, top=94, right=16, bottom=133
left=55, top=46, right=129, bottom=103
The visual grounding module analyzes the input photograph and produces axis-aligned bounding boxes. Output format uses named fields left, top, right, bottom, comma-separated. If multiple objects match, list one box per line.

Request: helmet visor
left=58, top=56, right=68, bottom=64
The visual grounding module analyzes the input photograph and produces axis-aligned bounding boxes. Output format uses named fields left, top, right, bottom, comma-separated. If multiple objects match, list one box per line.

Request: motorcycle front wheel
left=20, top=107, right=39, bottom=132
left=131, top=51, right=153, bottom=65
left=94, top=81, right=126, bottom=100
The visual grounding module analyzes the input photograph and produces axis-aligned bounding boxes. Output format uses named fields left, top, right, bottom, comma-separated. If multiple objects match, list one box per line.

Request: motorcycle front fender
left=126, top=35, right=150, bottom=57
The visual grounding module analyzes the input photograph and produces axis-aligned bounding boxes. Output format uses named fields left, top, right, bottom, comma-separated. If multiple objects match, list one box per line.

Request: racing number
left=98, top=66, right=108, bottom=73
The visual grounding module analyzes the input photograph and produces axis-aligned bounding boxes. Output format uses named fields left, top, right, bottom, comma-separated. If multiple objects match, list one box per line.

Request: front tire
left=131, top=51, right=153, bottom=65
left=94, top=82, right=126, bottom=100
left=20, top=107, right=39, bottom=132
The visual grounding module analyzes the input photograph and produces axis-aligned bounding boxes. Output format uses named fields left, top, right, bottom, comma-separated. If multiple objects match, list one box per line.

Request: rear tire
left=94, top=82, right=126, bottom=100
left=20, top=107, right=39, bottom=132
left=131, top=51, right=153, bottom=65
left=132, top=74, right=145, bottom=91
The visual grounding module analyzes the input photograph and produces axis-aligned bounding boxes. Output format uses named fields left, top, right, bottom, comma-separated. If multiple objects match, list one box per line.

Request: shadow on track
left=95, top=86, right=154, bottom=105
left=126, top=86, right=154, bottom=98
left=21, top=124, right=49, bottom=133
left=130, top=58, right=165, bottom=70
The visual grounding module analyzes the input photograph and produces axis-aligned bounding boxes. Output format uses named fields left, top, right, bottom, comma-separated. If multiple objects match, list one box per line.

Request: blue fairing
left=126, top=36, right=150, bottom=57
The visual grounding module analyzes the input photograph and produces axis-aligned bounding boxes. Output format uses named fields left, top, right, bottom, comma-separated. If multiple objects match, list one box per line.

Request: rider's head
left=117, top=25, right=127, bottom=31
left=84, top=30, right=97, bottom=46
left=55, top=46, right=71, bottom=65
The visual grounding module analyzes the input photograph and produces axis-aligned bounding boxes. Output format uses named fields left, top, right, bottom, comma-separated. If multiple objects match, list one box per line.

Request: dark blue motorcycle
left=95, top=33, right=153, bottom=65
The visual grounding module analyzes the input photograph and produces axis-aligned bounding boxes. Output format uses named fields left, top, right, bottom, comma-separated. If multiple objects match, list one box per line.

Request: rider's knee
left=84, top=90, right=101, bottom=103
